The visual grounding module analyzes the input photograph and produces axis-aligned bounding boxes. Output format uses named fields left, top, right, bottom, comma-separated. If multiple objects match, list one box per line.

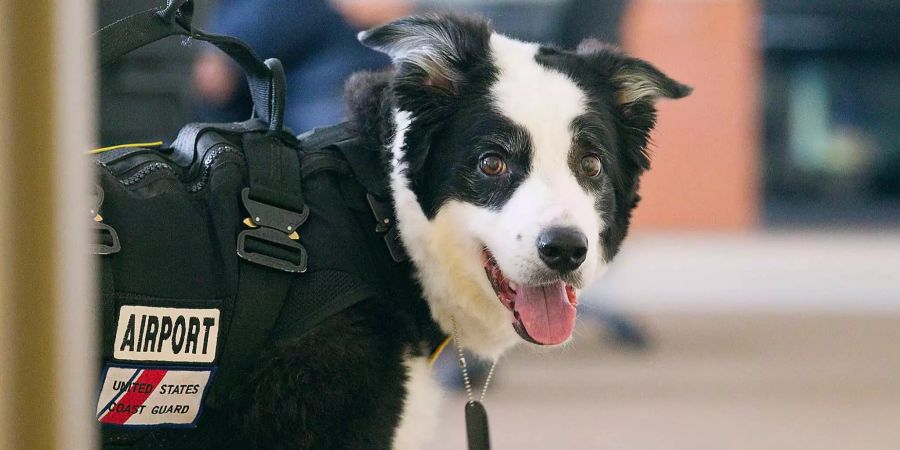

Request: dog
left=226, top=13, right=690, bottom=449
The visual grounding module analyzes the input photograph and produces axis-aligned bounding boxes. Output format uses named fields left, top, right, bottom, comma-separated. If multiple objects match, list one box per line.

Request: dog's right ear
left=358, top=14, right=491, bottom=93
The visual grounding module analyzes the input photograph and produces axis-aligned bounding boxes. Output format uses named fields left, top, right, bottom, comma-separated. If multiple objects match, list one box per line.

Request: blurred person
left=193, top=0, right=413, bottom=132
left=557, top=0, right=627, bottom=46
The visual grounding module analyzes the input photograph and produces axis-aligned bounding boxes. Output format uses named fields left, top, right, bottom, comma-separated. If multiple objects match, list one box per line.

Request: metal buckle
left=91, top=185, right=121, bottom=255
left=367, top=193, right=408, bottom=263
left=240, top=187, right=309, bottom=234
left=237, top=187, right=309, bottom=272
left=237, top=227, right=307, bottom=273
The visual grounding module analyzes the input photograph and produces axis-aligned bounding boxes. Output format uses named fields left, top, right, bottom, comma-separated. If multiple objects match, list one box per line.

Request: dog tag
left=465, top=400, right=491, bottom=450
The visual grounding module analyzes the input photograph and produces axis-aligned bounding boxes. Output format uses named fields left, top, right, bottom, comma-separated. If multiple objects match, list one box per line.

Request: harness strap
left=95, top=0, right=286, bottom=132
left=299, top=123, right=389, bottom=199
left=242, top=133, right=305, bottom=212
left=299, top=123, right=407, bottom=262
left=206, top=263, right=293, bottom=407
left=297, top=123, right=357, bottom=151
left=208, top=132, right=306, bottom=406
left=99, top=251, right=118, bottom=361
left=169, top=119, right=268, bottom=166
left=301, top=152, right=352, bottom=178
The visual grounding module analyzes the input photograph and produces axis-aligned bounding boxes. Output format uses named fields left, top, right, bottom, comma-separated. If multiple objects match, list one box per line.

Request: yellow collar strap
left=428, top=336, right=452, bottom=368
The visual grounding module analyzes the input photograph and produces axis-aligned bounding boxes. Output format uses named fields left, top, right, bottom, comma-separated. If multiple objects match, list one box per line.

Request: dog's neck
left=346, top=72, right=520, bottom=360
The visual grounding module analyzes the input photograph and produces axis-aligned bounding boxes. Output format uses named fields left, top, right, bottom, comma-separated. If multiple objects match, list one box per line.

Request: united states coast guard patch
left=100, top=306, right=221, bottom=428
left=97, top=365, right=215, bottom=427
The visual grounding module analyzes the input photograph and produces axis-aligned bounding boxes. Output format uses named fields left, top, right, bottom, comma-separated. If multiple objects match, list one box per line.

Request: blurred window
left=763, top=0, right=900, bottom=226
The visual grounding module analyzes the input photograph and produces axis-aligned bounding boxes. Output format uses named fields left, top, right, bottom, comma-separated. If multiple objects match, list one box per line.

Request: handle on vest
left=94, top=0, right=286, bottom=132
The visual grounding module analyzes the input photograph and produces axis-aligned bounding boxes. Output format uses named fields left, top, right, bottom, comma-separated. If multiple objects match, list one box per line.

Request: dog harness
left=93, top=4, right=451, bottom=447
left=94, top=118, right=426, bottom=448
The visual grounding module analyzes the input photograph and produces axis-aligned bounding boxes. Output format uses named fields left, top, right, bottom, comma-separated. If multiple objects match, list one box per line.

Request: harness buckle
left=237, top=187, right=309, bottom=272
left=91, top=185, right=121, bottom=255
left=367, top=193, right=408, bottom=263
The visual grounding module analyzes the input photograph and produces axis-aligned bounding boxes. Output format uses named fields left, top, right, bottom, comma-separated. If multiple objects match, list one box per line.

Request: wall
left=0, top=0, right=11, bottom=446
left=1, top=1, right=95, bottom=448
left=623, top=0, right=761, bottom=230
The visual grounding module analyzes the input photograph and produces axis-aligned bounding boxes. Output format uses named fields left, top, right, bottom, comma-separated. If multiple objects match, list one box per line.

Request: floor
left=583, top=232, right=900, bottom=313
left=429, top=314, right=900, bottom=450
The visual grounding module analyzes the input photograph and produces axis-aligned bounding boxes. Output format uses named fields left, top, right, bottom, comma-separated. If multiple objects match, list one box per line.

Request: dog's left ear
left=574, top=40, right=691, bottom=171
left=576, top=39, right=692, bottom=106
left=358, top=14, right=491, bottom=93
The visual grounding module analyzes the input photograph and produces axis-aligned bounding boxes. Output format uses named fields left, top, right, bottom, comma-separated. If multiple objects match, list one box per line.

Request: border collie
left=235, top=13, right=689, bottom=449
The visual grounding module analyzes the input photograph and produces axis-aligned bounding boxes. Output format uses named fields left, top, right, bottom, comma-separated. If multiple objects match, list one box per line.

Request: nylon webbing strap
left=208, top=132, right=305, bottom=405
left=299, top=123, right=390, bottom=199
left=242, top=133, right=304, bottom=212
left=207, top=264, right=292, bottom=406
left=297, top=123, right=355, bottom=151
left=100, top=259, right=118, bottom=360
left=169, top=119, right=268, bottom=166
left=94, top=0, right=285, bottom=131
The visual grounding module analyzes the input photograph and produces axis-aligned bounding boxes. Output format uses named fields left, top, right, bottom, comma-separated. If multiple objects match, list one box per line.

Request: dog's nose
left=536, top=227, right=588, bottom=273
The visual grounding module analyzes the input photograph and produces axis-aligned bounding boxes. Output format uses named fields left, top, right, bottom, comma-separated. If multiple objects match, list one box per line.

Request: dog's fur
left=225, top=14, right=689, bottom=449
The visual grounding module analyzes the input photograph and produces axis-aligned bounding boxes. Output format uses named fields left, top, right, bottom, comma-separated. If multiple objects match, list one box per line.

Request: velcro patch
left=97, top=365, right=215, bottom=428
left=114, top=306, right=220, bottom=363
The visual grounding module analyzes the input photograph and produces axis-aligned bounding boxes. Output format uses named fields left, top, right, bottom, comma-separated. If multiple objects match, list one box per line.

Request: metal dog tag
left=465, top=400, right=491, bottom=450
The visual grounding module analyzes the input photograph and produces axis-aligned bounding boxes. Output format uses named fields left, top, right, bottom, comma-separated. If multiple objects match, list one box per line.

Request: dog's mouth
left=482, top=248, right=578, bottom=346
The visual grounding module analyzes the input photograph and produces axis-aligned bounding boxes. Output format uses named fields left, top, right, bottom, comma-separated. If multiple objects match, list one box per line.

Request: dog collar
left=428, top=336, right=451, bottom=367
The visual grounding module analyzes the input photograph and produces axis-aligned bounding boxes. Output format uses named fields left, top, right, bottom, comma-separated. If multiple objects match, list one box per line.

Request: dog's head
left=359, top=14, right=690, bottom=357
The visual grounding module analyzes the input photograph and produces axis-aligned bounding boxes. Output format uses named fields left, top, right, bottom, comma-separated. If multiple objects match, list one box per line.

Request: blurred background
left=2, top=0, right=899, bottom=448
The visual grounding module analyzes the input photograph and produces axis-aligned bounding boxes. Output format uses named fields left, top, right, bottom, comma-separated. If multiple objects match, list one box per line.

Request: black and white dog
left=234, top=13, right=689, bottom=449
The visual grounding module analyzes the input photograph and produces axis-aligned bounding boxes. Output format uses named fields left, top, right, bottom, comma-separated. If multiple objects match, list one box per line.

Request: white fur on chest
left=392, top=356, right=443, bottom=450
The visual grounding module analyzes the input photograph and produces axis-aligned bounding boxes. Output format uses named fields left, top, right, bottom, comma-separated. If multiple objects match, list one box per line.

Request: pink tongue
left=512, top=281, right=576, bottom=345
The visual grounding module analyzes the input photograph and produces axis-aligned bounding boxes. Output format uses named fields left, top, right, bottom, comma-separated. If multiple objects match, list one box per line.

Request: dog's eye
left=479, top=154, right=507, bottom=176
left=580, top=155, right=603, bottom=178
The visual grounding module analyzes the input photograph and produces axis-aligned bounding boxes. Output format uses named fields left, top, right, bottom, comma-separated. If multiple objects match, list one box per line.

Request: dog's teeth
left=508, top=281, right=517, bottom=291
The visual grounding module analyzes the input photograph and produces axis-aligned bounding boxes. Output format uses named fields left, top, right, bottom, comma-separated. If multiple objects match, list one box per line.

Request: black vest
left=93, top=5, right=422, bottom=446
left=94, top=121, right=412, bottom=448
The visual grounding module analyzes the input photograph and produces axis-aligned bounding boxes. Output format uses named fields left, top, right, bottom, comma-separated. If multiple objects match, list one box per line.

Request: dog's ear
left=359, top=15, right=492, bottom=180
left=577, top=39, right=692, bottom=106
left=358, top=14, right=491, bottom=93
left=575, top=40, right=691, bottom=170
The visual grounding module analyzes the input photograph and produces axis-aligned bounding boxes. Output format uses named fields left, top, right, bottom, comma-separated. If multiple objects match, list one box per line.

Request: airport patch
left=97, top=364, right=215, bottom=428
left=114, top=305, right=220, bottom=363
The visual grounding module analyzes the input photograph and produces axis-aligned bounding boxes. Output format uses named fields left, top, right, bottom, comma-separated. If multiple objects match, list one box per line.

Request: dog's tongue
left=513, top=281, right=576, bottom=345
